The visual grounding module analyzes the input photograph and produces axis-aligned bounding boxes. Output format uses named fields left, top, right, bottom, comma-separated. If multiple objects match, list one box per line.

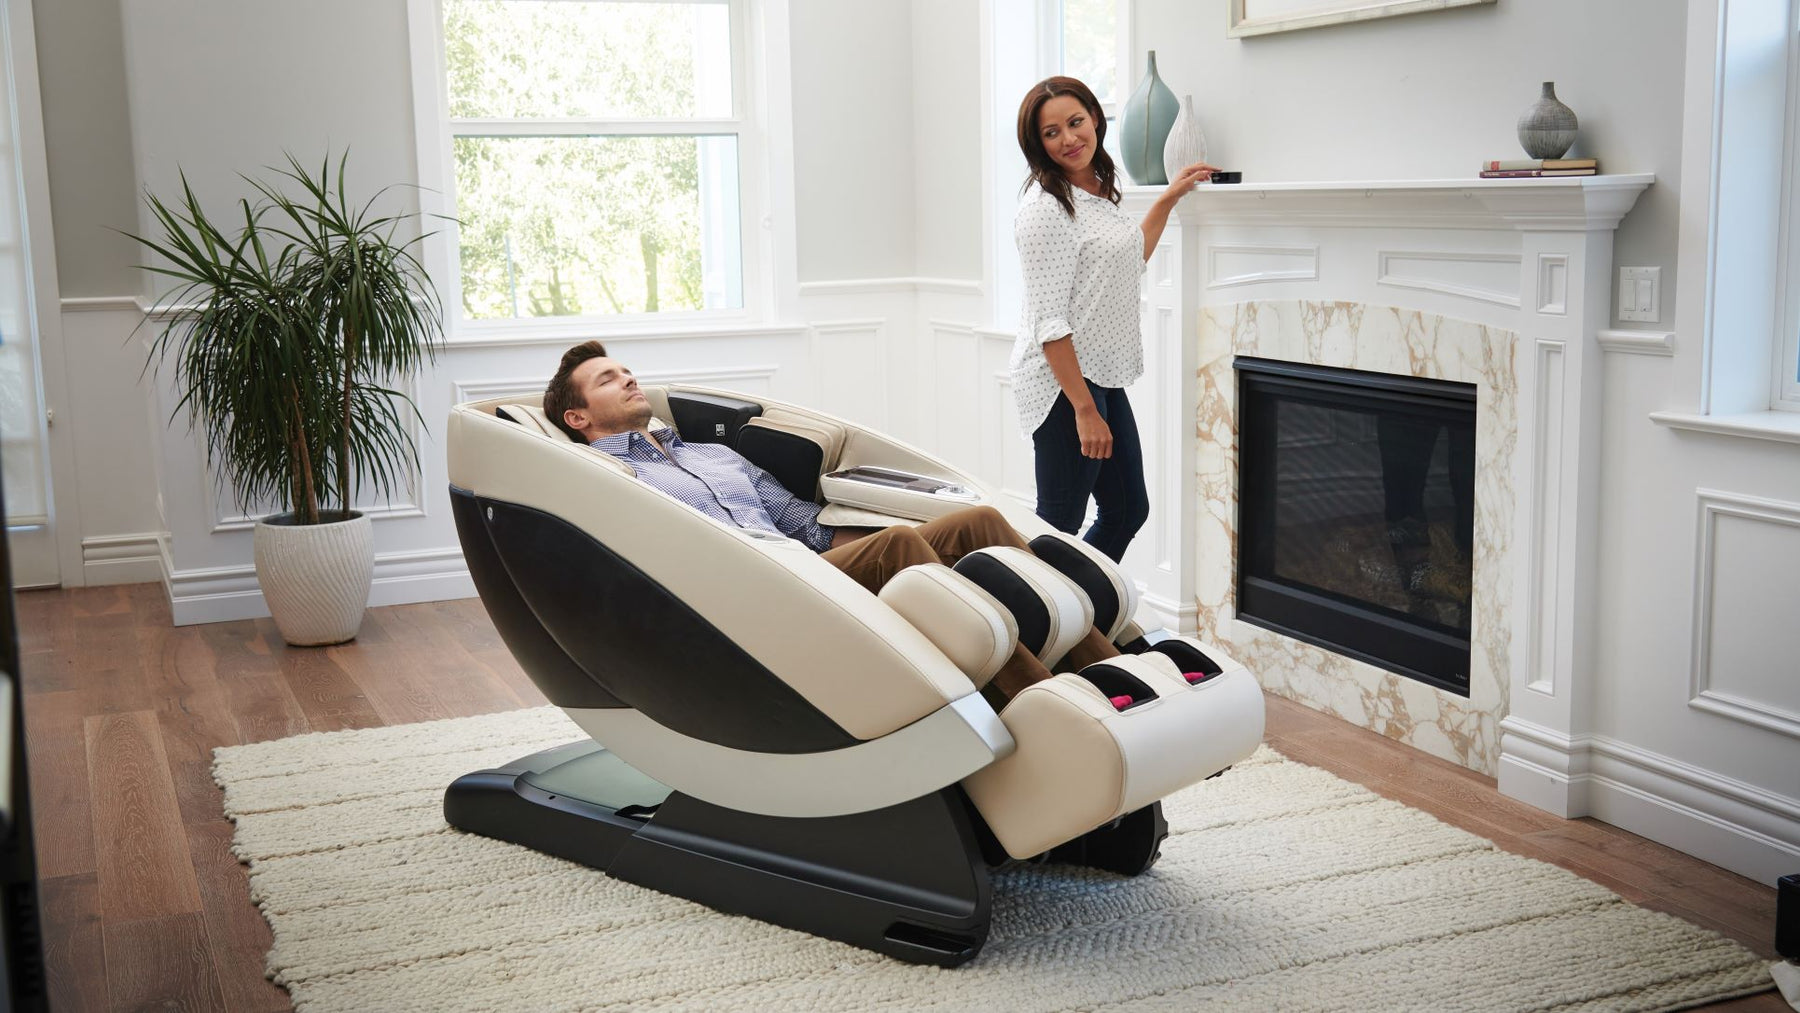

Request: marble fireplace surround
left=1119, top=176, right=1653, bottom=786
left=1198, top=302, right=1513, bottom=772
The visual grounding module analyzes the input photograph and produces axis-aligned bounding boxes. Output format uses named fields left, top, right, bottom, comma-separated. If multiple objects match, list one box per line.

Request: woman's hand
left=1075, top=404, right=1113, bottom=459
left=1162, top=160, right=1219, bottom=201
left=1143, top=160, right=1221, bottom=258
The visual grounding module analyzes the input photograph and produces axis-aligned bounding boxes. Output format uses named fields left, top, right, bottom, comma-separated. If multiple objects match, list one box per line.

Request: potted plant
left=133, top=154, right=445, bottom=645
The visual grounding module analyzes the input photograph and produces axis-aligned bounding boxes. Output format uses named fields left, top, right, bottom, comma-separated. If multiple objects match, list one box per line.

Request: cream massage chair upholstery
left=444, top=386, right=1265, bottom=967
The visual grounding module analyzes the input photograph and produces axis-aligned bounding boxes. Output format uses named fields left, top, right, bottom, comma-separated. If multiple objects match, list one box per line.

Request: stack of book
left=1478, top=158, right=1597, bottom=178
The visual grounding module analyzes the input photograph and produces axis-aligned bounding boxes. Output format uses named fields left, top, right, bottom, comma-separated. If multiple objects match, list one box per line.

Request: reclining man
left=543, top=340, right=1121, bottom=702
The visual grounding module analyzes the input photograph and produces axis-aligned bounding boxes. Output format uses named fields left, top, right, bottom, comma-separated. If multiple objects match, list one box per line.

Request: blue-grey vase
left=1119, top=51, right=1179, bottom=186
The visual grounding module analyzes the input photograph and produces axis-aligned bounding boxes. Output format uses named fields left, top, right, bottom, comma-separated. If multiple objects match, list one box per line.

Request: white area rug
left=214, top=707, right=1775, bottom=1012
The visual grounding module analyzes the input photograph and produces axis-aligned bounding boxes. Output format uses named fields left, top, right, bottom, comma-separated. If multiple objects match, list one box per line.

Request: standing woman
left=1010, top=76, right=1213, bottom=562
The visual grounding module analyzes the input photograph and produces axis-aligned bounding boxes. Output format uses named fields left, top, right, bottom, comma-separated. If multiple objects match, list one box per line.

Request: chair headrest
left=497, top=403, right=566, bottom=440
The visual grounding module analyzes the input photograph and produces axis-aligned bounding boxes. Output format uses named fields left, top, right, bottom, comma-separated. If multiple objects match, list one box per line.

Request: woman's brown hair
left=1016, top=76, right=1120, bottom=218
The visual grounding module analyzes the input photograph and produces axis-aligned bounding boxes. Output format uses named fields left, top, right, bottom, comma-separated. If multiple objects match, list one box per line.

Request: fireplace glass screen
left=1235, top=358, right=1475, bottom=696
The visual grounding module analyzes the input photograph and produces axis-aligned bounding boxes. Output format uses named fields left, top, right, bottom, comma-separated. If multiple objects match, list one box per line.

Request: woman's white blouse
left=1009, top=183, right=1145, bottom=436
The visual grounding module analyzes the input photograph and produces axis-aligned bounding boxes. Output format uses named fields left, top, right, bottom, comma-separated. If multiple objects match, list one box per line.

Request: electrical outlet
left=1619, top=266, right=1661, bottom=322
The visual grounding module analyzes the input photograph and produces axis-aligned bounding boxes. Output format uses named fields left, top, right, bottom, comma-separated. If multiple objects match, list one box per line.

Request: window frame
left=406, top=0, right=770, bottom=338
left=1777, top=0, right=1800, bottom=411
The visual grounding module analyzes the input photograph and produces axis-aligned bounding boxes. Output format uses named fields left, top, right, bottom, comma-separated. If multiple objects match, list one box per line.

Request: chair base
left=444, top=739, right=993, bottom=966
left=445, top=740, right=1173, bottom=967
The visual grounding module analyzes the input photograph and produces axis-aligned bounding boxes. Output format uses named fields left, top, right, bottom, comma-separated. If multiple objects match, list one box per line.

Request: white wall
left=1129, top=0, right=1687, bottom=330
left=33, top=0, right=136, bottom=298
left=910, top=0, right=984, bottom=282
left=788, top=0, right=916, bottom=283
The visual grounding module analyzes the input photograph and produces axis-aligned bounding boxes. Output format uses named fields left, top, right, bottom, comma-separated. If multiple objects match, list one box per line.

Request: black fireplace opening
left=1235, top=357, right=1475, bottom=697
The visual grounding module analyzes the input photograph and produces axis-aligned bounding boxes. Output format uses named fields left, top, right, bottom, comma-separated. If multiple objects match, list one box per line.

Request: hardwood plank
left=14, top=588, right=65, bottom=666
left=186, top=820, right=290, bottom=1013
left=199, top=621, right=311, bottom=746
left=280, top=641, right=384, bottom=734
left=23, top=690, right=96, bottom=878
left=85, top=711, right=204, bottom=923
left=380, top=602, right=532, bottom=715
left=134, top=610, right=244, bottom=826
left=422, top=599, right=545, bottom=705
left=331, top=607, right=500, bottom=724
left=103, top=913, right=226, bottom=1013
left=37, top=873, right=107, bottom=1013
left=17, top=590, right=128, bottom=703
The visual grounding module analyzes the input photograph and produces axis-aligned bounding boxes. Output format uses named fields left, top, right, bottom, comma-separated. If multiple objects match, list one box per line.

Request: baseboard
left=166, top=546, right=475, bottom=626
left=1135, top=586, right=1199, bottom=637
left=80, top=532, right=167, bottom=586
left=1500, top=715, right=1800, bottom=885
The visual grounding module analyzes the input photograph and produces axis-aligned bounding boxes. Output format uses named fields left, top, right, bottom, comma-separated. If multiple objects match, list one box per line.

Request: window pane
left=1062, top=0, right=1117, bottom=106
left=444, top=0, right=733, bottom=119
left=454, top=135, right=742, bottom=319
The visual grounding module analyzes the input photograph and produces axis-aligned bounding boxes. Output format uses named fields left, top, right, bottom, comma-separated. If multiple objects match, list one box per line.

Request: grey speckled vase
left=1517, top=81, right=1578, bottom=160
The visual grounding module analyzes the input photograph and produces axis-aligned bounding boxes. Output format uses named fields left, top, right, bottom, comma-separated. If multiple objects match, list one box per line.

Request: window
left=415, top=0, right=752, bottom=326
left=1057, top=0, right=1121, bottom=109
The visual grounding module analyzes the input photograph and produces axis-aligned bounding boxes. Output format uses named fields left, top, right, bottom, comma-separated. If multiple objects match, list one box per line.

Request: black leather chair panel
left=476, top=495, right=861, bottom=754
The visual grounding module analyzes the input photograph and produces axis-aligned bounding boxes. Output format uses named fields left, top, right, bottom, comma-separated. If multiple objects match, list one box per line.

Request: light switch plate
left=1619, top=266, right=1661, bottom=322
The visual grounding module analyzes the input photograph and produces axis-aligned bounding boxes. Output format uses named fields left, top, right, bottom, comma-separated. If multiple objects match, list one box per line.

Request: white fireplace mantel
left=1134, top=174, right=1656, bottom=231
left=1111, top=175, right=1654, bottom=820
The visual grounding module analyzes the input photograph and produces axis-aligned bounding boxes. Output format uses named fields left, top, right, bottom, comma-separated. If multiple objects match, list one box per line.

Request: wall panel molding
left=1377, top=249, right=1523, bottom=308
left=1688, top=489, right=1800, bottom=740
left=1204, top=244, right=1318, bottom=289
left=1527, top=339, right=1567, bottom=697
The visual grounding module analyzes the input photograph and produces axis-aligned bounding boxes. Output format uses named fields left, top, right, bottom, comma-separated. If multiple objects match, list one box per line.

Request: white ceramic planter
left=253, top=510, right=375, bottom=646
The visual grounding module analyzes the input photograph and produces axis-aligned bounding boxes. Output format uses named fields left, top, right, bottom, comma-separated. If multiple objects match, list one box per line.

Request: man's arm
left=747, top=463, right=836, bottom=551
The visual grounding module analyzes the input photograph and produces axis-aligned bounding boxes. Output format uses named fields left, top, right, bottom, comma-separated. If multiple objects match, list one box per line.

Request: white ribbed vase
left=1162, top=95, right=1208, bottom=185
left=254, top=511, right=374, bottom=646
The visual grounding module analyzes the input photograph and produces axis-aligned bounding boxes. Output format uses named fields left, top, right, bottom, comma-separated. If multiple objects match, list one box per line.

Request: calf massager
left=443, top=387, right=1265, bottom=966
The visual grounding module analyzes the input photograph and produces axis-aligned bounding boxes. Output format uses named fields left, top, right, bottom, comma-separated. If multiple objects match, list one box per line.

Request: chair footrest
left=962, top=647, right=1265, bottom=860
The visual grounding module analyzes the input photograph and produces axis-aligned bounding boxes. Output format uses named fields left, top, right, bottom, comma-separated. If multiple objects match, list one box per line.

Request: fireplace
left=1234, top=357, right=1476, bottom=696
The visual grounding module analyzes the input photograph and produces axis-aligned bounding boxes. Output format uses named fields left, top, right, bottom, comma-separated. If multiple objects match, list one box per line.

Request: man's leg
left=819, top=525, right=939, bottom=595
left=910, top=505, right=1028, bottom=564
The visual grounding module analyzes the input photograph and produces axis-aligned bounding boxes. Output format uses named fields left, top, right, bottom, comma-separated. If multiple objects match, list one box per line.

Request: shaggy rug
left=213, top=707, right=1774, bottom=1013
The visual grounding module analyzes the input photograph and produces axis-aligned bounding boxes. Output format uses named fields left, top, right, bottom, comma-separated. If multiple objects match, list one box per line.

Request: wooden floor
left=15, top=582, right=1785, bottom=1012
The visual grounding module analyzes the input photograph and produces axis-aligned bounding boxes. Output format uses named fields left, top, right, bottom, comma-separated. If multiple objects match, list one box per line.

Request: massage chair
left=444, top=386, right=1265, bottom=966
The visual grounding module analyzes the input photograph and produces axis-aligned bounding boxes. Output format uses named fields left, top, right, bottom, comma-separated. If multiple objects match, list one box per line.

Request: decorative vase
left=1516, top=81, right=1578, bottom=160
left=1162, top=94, right=1208, bottom=184
left=1119, top=51, right=1179, bottom=186
left=254, top=510, right=374, bottom=646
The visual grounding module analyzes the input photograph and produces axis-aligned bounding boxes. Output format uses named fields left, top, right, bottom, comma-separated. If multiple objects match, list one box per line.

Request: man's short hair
left=544, top=340, right=609, bottom=441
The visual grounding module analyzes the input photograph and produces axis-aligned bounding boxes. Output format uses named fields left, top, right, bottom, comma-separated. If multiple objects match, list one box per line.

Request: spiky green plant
left=132, top=154, right=444, bottom=525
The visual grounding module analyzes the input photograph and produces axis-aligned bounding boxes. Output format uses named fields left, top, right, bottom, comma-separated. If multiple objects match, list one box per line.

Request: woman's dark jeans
left=1031, top=381, right=1149, bottom=563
